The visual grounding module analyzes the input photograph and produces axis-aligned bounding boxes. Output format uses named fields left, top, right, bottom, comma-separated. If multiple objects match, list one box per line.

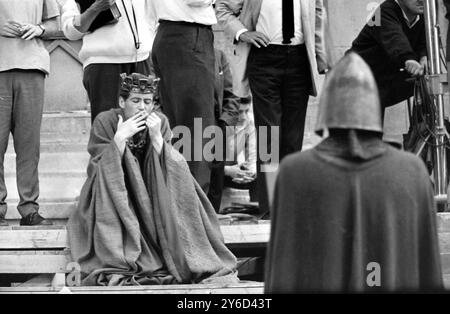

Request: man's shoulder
left=379, top=0, right=403, bottom=17
left=93, top=109, right=121, bottom=127
left=383, top=145, right=429, bottom=176
left=381, top=0, right=400, bottom=10
left=280, top=149, right=317, bottom=171
left=154, top=110, right=168, bottom=121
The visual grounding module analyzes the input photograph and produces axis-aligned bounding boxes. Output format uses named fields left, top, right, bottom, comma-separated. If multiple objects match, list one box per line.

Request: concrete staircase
left=2, top=110, right=450, bottom=289
left=4, top=112, right=90, bottom=221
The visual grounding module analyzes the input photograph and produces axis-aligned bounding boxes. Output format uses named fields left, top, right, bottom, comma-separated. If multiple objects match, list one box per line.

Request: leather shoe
left=20, top=212, right=53, bottom=226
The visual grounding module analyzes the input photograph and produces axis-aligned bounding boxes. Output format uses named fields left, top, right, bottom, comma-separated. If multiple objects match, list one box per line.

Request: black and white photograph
left=0, top=0, right=449, bottom=300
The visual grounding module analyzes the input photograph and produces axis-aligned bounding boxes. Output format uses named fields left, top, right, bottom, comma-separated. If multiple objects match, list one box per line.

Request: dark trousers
left=224, top=176, right=257, bottom=200
left=152, top=20, right=216, bottom=193
left=247, top=44, right=312, bottom=213
left=0, top=70, right=45, bottom=218
left=208, top=161, right=225, bottom=212
left=83, top=59, right=151, bottom=123
left=208, top=161, right=258, bottom=213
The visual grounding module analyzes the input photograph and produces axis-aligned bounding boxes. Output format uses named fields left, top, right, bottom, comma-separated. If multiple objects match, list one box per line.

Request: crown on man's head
left=120, top=73, right=160, bottom=94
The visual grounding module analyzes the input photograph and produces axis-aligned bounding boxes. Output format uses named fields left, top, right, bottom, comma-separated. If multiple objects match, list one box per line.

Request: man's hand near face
left=146, top=113, right=164, bottom=155
left=114, top=112, right=148, bottom=156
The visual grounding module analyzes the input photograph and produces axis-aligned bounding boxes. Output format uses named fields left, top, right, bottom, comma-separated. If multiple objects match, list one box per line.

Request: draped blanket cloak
left=265, top=135, right=443, bottom=293
left=68, top=109, right=238, bottom=286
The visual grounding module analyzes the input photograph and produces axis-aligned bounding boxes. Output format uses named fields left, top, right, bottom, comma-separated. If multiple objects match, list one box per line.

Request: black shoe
left=20, top=212, right=53, bottom=226
left=0, top=216, right=8, bottom=227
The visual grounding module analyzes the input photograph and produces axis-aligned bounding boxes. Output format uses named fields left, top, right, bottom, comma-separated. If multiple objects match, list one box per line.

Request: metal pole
left=424, top=0, right=448, bottom=203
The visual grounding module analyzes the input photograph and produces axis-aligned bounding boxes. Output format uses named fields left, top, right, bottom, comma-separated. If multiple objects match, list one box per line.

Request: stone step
left=440, top=232, right=450, bottom=254
left=442, top=253, right=450, bottom=275
left=5, top=112, right=90, bottom=154
left=3, top=176, right=85, bottom=206
left=445, top=274, right=450, bottom=290
left=4, top=152, right=89, bottom=176
left=40, top=111, right=91, bottom=136
left=438, top=214, right=450, bottom=232
left=5, top=200, right=76, bottom=220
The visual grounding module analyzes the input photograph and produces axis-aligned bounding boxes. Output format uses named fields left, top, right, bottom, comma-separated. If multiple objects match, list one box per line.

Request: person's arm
left=418, top=23, right=428, bottom=73
left=40, top=0, right=60, bottom=39
left=61, top=0, right=84, bottom=40
left=62, top=0, right=115, bottom=40
left=19, top=17, right=58, bottom=40
left=74, top=0, right=117, bottom=33
left=216, top=0, right=269, bottom=47
left=315, top=0, right=328, bottom=74
left=215, top=0, right=247, bottom=41
left=376, top=4, right=419, bottom=67
left=4, top=0, right=59, bottom=41
left=218, top=51, right=240, bottom=127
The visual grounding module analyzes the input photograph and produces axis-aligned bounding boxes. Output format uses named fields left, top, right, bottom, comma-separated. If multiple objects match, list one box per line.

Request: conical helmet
left=315, top=53, right=383, bottom=135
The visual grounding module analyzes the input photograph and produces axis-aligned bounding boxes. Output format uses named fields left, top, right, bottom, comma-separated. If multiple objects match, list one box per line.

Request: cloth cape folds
left=265, top=133, right=443, bottom=293
left=67, top=109, right=238, bottom=286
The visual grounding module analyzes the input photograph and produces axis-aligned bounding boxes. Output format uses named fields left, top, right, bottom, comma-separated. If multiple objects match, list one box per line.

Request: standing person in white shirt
left=61, top=0, right=156, bottom=122
left=216, top=0, right=328, bottom=214
left=150, top=0, right=217, bottom=194
left=0, top=0, right=59, bottom=226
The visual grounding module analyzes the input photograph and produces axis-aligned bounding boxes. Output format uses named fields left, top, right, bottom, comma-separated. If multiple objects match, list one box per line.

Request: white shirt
left=62, top=0, right=154, bottom=68
left=237, top=0, right=304, bottom=46
left=149, top=0, right=217, bottom=26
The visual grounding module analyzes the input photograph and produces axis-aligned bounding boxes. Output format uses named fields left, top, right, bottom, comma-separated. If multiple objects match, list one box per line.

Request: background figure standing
left=0, top=0, right=59, bottom=226
left=62, top=0, right=155, bottom=122
left=208, top=48, right=240, bottom=212
left=222, top=97, right=257, bottom=203
left=216, top=0, right=328, bottom=214
left=150, top=0, right=217, bottom=193
left=266, top=53, right=443, bottom=293
left=350, top=0, right=427, bottom=111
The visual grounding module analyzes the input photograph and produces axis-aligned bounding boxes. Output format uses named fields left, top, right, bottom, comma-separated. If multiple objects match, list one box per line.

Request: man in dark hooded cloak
left=67, top=73, right=238, bottom=286
left=265, top=53, right=443, bottom=293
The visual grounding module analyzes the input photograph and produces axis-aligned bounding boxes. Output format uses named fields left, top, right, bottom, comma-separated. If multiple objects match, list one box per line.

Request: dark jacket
left=350, top=0, right=427, bottom=82
left=214, top=49, right=239, bottom=127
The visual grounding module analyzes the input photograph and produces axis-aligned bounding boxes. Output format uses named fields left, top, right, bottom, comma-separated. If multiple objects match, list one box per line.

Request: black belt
left=159, top=19, right=212, bottom=29
left=266, top=43, right=306, bottom=49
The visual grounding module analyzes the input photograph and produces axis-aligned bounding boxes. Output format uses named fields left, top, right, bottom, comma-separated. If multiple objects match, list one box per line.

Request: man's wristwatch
left=37, top=24, right=46, bottom=37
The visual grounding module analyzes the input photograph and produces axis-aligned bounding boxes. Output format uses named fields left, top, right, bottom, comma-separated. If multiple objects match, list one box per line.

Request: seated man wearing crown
left=67, top=73, right=238, bottom=286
